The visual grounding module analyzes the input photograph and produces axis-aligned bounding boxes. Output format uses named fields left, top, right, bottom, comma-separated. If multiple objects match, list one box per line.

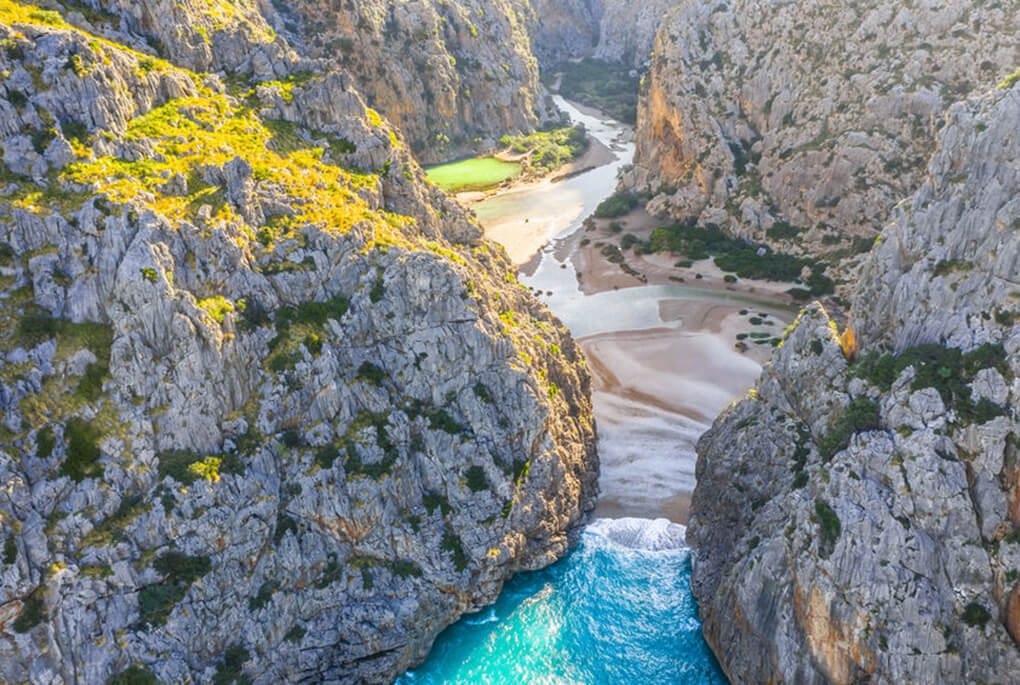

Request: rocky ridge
left=688, top=79, right=1020, bottom=683
left=628, top=0, right=1018, bottom=282
left=0, top=2, right=597, bottom=683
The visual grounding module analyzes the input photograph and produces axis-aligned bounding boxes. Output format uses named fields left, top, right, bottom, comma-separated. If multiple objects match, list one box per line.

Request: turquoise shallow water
left=398, top=518, right=727, bottom=684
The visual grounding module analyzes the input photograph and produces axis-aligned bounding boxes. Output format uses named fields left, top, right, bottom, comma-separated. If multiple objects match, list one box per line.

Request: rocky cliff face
left=279, top=0, right=559, bottom=165
left=530, top=0, right=601, bottom=65
left=688, top=81, right=1020, bottom=683
left=629, top=0, right=1018, bottom=277
left=591, top=0, right=672, bottom=68
left=0, top=3, right=597, bottom=682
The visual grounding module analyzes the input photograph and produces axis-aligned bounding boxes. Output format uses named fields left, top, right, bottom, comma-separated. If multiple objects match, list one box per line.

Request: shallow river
left=402, top=97, right=774, bottom=682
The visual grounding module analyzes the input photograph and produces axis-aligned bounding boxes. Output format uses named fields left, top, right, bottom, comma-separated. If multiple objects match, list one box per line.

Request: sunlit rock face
left=688, top=82, right=1020, bottom=684
left=0, top=4, right=597, bottom=682
left=629, top=0, right=1017, bottom=280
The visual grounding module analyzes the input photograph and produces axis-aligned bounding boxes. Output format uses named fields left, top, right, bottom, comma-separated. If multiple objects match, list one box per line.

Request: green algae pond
left=425, top=157, right=521, bottom=193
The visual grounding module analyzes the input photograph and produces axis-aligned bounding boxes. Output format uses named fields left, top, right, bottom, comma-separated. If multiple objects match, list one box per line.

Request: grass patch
left=425, top=157, right=521, bottom=193
left=497, top=125, right=587, bottom=174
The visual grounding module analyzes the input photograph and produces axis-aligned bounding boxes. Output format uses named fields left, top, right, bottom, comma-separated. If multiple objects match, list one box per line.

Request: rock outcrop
left=688, top=80, right=1020, bottom=683
left=629, top=0, right=1018, bottom=277
left=591, top=0, right=673, bottom=68
left=0, top=4, right=597, bottom=683
left=279, top=0, right=559, bottom=165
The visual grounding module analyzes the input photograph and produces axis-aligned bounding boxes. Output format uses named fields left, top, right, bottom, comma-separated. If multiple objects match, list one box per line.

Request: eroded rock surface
left=688, top=81, right=1020, bottom=683
left=629, top=0, right=1017, bottom=276
left=0, top=5, right=596, bottom=683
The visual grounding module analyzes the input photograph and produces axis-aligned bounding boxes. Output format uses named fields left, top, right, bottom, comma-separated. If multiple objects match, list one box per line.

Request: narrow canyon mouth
left=405, top=95, right=794, bottom=682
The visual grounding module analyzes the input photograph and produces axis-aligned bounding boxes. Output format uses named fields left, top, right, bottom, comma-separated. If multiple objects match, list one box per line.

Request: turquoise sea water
left=398, top=518, right=727, bottom=684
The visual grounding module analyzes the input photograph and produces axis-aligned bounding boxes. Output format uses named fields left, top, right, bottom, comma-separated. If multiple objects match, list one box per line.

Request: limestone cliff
left=591, top=0, right=672, bottom=68
left=629, top=0, right=1018, bottom=277
left=688, top=80, right=1020, bottom=683
left=279, top=0, right=559, bottom=165
left=0, top=2, right=597, bottom=682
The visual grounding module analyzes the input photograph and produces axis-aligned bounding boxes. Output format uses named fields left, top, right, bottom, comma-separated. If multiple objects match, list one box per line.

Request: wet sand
left=470, top=136, right=619, bottom=265
left=580, top=301, right=780, bottom=521
left=467, top=98, right=795, bottom=525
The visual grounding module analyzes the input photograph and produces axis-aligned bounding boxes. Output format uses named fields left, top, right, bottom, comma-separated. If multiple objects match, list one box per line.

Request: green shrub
left=961, top=602, right=991, bottom=628
left=369, top=277, right=385, bottom=303
left=0, top=242, right=14, bottom=266
left=473, top=383, right=492, bottom=403
left=36, top=425, right=55, bottom=459
left=818, top=397, right=880, bottom=460
left=81, top=494, right=150, bottom=548
left=12, top=591, right=46, bottom=632
left=814, top=499, right=841, bottom=558
left=390, top=559, right=423, bottom=579
left=593, top=191, right=637, bottom=218
left=62, top=417, right=103, bottom=481
left=237, top=297, right=271, bottom=331
left=248, top=580, right=278, bottom=611
left=423, top=492, right=451, bottom=516
left=441, top=530, right=468, bottom=571
left=137, top=583, right=185, bottom=627
left=212, top=644, right=249, bottom=685
left=3, top=533, right=16, bottom=564
left=357, top=362, right=386, bottom=386
left=157, top=450, right=200, bottom=485
left=428, top=408, right=464, bottom=435
left=75, top=362, right=107, bottom=402
left=106, top=664, right=159, bottom=685
left=284, top=625, right=306, bottom=643
left=766, top=221, right=803, bottom=241
left=138, top=552, right=211, bottom=627
left=153, top=552, right=211, bottom=585
left=465, top=465, right=488, bottom=492
left=852, top=343, right=1011, bottom=424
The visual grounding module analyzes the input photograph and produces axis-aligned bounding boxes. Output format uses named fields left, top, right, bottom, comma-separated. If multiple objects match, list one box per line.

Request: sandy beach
left=469, top=97, right=796, bottom=524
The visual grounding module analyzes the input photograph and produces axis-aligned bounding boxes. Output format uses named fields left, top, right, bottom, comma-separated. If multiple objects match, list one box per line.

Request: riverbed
left=476, top=96, right=794, bottom=522
left=402, top=96, right=792, bottom=683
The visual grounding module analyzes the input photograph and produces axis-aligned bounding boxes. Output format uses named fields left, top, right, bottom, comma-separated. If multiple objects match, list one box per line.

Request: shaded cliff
left=0, top=2, right=597, bottom=682
left=688, top=79, right=1020, bottom=683
left=629, top=0, right=1018, bottom=278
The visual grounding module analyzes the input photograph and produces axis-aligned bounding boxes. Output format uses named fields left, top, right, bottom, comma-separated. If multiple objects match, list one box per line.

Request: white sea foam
left=585, top=517, right=688, bottom=551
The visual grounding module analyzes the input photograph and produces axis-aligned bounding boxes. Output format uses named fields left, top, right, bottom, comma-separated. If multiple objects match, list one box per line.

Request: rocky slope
left=628, top=0, right=1018, bottom=279
left=591, top=0, right=673, bottom=68
left=279, top=0, right=560, bottom=165
left=0, top=2, right=597, bottom=683
left=688, top=80, right=1020, bottom=683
